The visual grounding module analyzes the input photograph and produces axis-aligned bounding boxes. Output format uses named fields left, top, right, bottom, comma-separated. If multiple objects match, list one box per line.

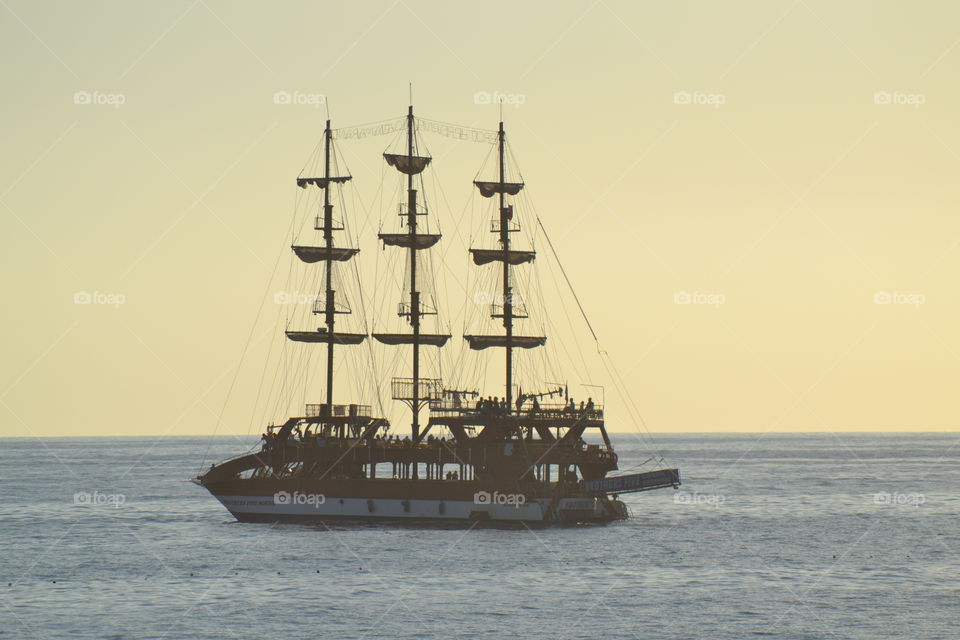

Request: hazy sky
left=3, top=1, right=960, bottom=437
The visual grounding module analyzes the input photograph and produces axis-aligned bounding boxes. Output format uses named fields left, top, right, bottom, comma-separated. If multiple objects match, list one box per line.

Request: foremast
left=466, top=121, right=544, bottom=406
left=287, top=119, right=363, bottom=429
left=373, top=105, right=450, bottom=447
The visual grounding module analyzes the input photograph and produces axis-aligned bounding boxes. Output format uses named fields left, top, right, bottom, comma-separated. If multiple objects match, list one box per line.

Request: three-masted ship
left=195, top=103, right=680, bottom=524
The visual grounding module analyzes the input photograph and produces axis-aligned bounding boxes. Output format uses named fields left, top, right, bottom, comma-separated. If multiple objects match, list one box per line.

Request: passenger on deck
left=579, top=401, right=585, bottom=413
left=586, top=397, right=595, bottom=413
left=530, top=398, right=540, bottom=416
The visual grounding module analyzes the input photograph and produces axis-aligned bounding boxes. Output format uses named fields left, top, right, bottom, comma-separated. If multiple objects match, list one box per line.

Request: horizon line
left=2, top=430, right=958, bottom=439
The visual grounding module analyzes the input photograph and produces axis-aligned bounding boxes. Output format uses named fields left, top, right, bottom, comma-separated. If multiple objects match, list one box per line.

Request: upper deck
left=428, top=400, right=604, bottom=428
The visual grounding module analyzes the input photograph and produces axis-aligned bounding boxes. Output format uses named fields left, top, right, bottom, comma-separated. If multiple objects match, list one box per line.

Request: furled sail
left=292, top=246, right=359, bottom=263
left=463, top=335, right=546, bottom=350
left=286, top=330, right=367, bottom=345
left=469, top=249, right=535, bottom=266
left=296, top=176, right=351, bottom=189
left=372, top=333, right=451, bottom=347
left=383, top=153, right=432, bottom=175
left=474, top=181, right=524, bottom=198
left=379, top=233, right=441, bottom=250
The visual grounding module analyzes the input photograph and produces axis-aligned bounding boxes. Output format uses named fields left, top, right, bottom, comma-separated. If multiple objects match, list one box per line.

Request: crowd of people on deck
left=259, top=394, right=598, bottom=453
left=261, top=429, right=459, bottom=451
left=469, top=394, right=595, bottom=418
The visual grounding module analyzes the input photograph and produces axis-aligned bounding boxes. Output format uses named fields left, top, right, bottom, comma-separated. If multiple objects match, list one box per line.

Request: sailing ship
left=195, top=103, right=680, bottom=524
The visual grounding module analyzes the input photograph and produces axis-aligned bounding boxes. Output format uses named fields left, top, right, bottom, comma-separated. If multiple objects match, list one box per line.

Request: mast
left=287, top=120, right=364, bottom=432
left=406, top=105, right=422, bottom=441
left=373, top=104, right=450, bottom=447
left=465, top=121, right=545, bottom=401
left=497, top=122, right=513, bottom=408
left=322, top=119, right=335, bottom=415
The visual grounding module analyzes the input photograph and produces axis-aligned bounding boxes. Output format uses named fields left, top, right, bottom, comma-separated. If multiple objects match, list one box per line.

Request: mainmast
left=287, top=119, right=364, bottom=432
left=322, top=119, right=336, bottom=414
left=406, top=106, right=422, bottom=440
left=497, top=122, right=513, bottom=407
left=373, top=105, right=450, bottom=445
left=466, top=120, right=545, bottom=407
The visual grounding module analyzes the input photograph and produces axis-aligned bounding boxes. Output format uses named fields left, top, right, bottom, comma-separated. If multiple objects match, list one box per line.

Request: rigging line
left=347, top=212, right=389, bottom=420
left=435, top=183, right=475, bottom=283
left=598, top=350, right=664, bottom=464
left=199, top=194, right=298, bottom=475
left=263, top=199, right=305, bottom=427
left=472, top=140, right=497, bottom=181
left=530, top=234, right=563, bottom=382
left=297, top=139, right=324, bottom=177
left=526, top=195, right=592, bottom=382
left=246, top=300, right=282, bottom=434
left=535, top=214, right=597, bottom=342
left=505, top=141, right=526, bottom=184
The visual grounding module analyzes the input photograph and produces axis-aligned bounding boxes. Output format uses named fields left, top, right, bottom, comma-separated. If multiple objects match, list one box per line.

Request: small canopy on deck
left=474, top=181, right=524, bottom=198
left=384, top=154, right=432, bottom=175
left=463, top=335, right=546, bottom=350
left=373, top=333, right=451, bottom=347
left=470, top=248, right=536, bottom=266
left=378, top=233, right=441, bottom=250
left=286, top=330, right=367, bottom=345
left=292, top=246, right=359, bottom=263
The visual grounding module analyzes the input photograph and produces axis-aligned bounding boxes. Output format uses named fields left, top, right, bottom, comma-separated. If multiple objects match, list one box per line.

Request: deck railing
left=304, top=403, right=373, bottom=418
left=428, top=400, right=603, bottom=421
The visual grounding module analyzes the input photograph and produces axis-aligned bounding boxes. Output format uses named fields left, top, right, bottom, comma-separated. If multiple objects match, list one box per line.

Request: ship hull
left=202, top=482, right=621, bottom=524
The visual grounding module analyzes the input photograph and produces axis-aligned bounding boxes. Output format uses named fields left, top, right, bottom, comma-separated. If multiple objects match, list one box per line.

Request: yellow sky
left=3, top=0, right=960, bottom=437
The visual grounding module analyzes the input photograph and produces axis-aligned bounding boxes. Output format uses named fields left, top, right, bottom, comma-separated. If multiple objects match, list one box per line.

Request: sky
left=2, top=0, right=960, bottom=437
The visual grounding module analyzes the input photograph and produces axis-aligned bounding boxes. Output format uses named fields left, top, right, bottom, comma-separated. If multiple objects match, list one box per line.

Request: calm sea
left=1, top=433, right=956, bottom=640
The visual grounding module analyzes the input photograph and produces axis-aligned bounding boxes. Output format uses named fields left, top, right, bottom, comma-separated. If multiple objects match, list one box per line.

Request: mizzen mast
left=465, top=120, right=545, bottom=406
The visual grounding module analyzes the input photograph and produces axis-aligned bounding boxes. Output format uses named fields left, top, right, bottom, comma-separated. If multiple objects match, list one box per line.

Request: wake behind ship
left=195, top=102, right=679, bottom=524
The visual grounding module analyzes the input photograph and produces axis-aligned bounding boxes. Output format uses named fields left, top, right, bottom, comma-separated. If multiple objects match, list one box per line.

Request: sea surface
left=1, top=433, right=957, bottom=640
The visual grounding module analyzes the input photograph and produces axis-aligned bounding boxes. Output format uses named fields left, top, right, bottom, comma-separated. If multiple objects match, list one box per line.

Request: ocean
left=1, top=433, right=956, bottom=640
